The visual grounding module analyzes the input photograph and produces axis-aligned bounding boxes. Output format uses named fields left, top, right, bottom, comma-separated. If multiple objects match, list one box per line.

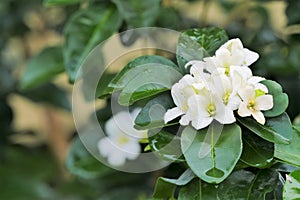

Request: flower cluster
left=165, top=39, right=273, bottom=130
left=98, top=109, right=147, bottom=166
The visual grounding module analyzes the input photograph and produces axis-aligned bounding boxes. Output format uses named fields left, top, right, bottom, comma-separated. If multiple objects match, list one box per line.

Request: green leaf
left=181, top=122, right=242, bottom=184
left=134, top=93, right=174, bottom=129
left=20, top=46, right=64, bottom=90
left=283, top=170, right=300, bottom=200
left=275, top=127, right=300, bottom=167
left=237, top=116, right=290, bottom=145
left=112, top=58, right=182, bottom=105
left=66, top=137, right=113, bottom=179
left=261, top=80, right=289, bottom=117
left=176, top=27, right=228, bottom=72
left=112, top=0, right=161, bottom=28
left=148, top=130, right=184, bottom=162
left=64, top=6, right=122, bottom=82
left=43, top=0, right=83, bottom=6
left=178, top=178, right=218, bottom=200
left=286, top=0, right=300, bottom=25
left=240, top=128, right=274, bottom=168
left=106, top=55, right=179, bottom=94
left=153, top=177, right=176, bottom=199
left=160, top=169, right=195, bottom=186
left=218, top=169, right=280, bottom=200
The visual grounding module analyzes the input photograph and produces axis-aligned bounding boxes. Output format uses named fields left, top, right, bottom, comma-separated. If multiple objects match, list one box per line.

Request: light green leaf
left=275, top=127, right=300, bottom=167
left=178, top=178, right=218, bottom=200
left=43, top=0, right=83, bottom=6
left=20, top=46, right=64, bottom=90
left=262, top=80, right=289, bottom=117
left=181, top=122, right=242, bottom=184
left=112, top=0, right=161, bottom=28
left=283, top=170, right=300, bottom=200
left=176, top=27, right=228, bottom=72
left=237, top=116, right=290, bottom=145
left=64, top=6, right=122, bottom=82
left=148, top=130, right=184, bottom=162
left=134, top=93, right=174, bottom=130
left=160, top=169, right=195, bottom=186
left=240, top=128, right=274, bottom=168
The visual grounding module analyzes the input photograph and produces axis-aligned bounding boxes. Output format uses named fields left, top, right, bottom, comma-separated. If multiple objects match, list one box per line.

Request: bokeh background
left=1, top=0, right=299, bottom=199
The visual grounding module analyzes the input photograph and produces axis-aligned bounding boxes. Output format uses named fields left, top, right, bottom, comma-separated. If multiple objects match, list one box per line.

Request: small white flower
left=238, top=86, right=273, bottom=125
left=97, top=109, right=146, bottom=166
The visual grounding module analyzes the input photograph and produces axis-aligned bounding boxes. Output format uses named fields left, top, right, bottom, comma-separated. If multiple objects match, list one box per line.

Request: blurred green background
left=0, top=0, right=299, bottom=199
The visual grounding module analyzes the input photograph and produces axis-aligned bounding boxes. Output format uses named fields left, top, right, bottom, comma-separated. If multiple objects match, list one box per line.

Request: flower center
left=117, top=135, right=129, bottom=145
left=223, top=91, right=231, bottom=105
left=207, top=103, right=216, bottom=116
left=247, top=99, right=256, bottom=111
left=225, top=65, right=230, bottom=76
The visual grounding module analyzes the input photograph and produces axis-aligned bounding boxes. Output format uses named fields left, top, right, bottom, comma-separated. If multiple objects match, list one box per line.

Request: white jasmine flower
left=238, top=86, right=273, bottom=125
left=181, top=90, right=236, bottom=130
left=97, top=109, right=146, bottom=166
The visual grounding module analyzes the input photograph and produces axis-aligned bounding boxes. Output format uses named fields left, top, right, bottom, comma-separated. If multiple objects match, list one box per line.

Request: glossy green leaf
left=275, top=127, right=300, bottom=167
left=160, top=169, right=195, bottom=186
left=181, top=122, right=242, bottom=184
left=148, top=130, right=184, bottom=162
left=112, top=0, right=161, bottom=28
left=283, top=170, right=300, bottom=200
left=218, top=169, right=279, bottom=200
left=237, top=116, right=290, bottom=145
left=134, top=93, right=174, bottom=129
left=117, top=63, right=182, bottom=106
left=176, top=27, right=228, bottom=72
left=43, top=0, right=83, bottom=6
left=64, top=6, right=122, bottom=82
left=261, top=80, right=289, bottom=117
left=240, top=128, right=274, bottom=168
left=153, top=177, right=176, bottom=199
left=20, top=46, right=64, bottom=90
left=178, top=178, right=218, bottom=200
left=106, top=55, right=179, bottom=93
left=66, top=137, right=113, bottom=179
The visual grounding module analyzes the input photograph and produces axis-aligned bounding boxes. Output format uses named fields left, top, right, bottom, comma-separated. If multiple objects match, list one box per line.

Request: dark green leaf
left=176, top=27, right=228, bottom=72
left=66, top=137, right=113, bottom=179
left=148, top=130, right=184, bottom=162
left=64, top=6, right=122, bottom=82
left=160, top=169, right=195, bottom=186
left=20, top=46, right=64, bottom=90
left=275, top=127, right=300, bottom=167
left=261, top=80, right=289, bottom=117
left=283, top=170, right=300, bottom=200
left=153, top=177, right=176, bottom=199
left=240, top=128, right=274, bottom=168
left=20, top=83, right=70, bottom=110
left=181, top=122, right=242, bottom=184
left=237, top=116, right=290, bottom=144
left=43, top=0, right=83, bottom=6
left=112, top=0, right=161, bottom=28
left=96, top=73, right=117, bottom=99
left=178, top=178, right=218, bottom=200
left=134, top=93, right=174, bottom=129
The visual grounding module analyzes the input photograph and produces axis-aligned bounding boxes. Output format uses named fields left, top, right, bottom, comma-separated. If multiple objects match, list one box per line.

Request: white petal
left=243, top=48, right=259, bottom=66
left=164, top=107, right=184, bottom=123
left=97, top=137, right=111, bottom=157
left=238, top=102, right=251, bottom=117
left=255, top=83, right=268, bottom=93
left=107, top=153, right=126, bottom=166
left=104, top=117, right=122, bottom=137
left=179, top=114, right=191, bottom=126
left=215, top=107, right=236, bottom=124
left=238, top=86, right=255, bottom=101
left=191, top=117, right=213, bottom=130
left=252, top=111, right=265, bottom=125
left=255, top=95, right=273, bottom=111
left=227, top=95, right=242, bottom=110
left=247, top=76, right=265, bottom=85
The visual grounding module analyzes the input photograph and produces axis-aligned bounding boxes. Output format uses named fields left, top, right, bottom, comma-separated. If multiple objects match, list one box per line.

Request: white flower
left=238, top=86, right=273, bottom=124
left=208, top=38, right=259, bottom=75
left=182, top=90, right=235, bottom=130
left=97, top=109, right=146, bottom=166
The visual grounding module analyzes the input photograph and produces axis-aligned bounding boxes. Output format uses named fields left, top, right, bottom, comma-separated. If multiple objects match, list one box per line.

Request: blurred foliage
left=0, top=0, right=300, bottom=199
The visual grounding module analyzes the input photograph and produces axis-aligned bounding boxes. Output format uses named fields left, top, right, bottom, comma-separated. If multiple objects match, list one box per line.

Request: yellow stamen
left=207, top=103, right=216, bottom=116
left=255, top=89, right=265, bottom=97
left=118, top=135, right=129, bottom=145
left=247, top=99, right=256, bottom=111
